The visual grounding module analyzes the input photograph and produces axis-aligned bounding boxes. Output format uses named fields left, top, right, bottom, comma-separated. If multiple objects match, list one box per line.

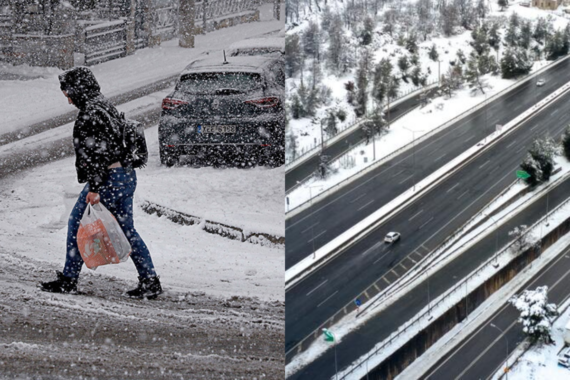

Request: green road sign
left=516, top=170, right=530, bottom=180
left=322, top=328, right=335, bottom=343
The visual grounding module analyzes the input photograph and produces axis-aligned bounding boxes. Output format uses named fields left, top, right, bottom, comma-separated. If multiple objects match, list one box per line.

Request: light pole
left=403, top=126, right=425, bottom=191
left=490, top=323, right=510, bottom=380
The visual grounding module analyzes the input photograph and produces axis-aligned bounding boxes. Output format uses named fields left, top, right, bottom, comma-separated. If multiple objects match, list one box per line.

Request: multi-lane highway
left=422, top=243, right=570, bottom=380
left=286, top=78, right=570, bottom=372
left=286, top=56, right=570, bottom=270
left=285, top=86, right=438, bottom=192
left=289, top=172, right=570, bottom=380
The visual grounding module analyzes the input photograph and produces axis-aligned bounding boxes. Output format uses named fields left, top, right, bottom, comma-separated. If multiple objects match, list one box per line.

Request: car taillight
left=244, top=96, right=280, bottom=108
left=162, top=98, right=188, bottom=110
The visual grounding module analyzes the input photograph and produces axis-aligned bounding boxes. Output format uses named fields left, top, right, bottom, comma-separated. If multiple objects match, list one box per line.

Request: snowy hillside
left=285, top=0, right=570, bottom=181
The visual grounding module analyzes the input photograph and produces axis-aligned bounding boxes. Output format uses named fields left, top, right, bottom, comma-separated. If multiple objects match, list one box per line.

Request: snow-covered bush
left=509, top=286, right=558, bottom=344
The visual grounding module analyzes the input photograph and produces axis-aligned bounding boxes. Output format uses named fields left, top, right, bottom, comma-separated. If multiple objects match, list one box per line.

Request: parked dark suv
left=158, top=54, right=285, bottom=167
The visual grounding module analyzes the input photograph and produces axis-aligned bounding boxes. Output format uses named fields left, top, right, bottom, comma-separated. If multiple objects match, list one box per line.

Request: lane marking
left=413, top=251, right=424, bottom=259
left=446, top=183, right=460, bottom=193
left=317, top=290, right=339, bottom=308
left=391, top=269, right=400, bottom=277
left=350, top=193, right=366, bottom=203
left=479, top=160, right=490, bottom=169
left=373, top=283, right=381, bottom=291
left=307, top=230, right=326, bottom=243
left=363, top=291, right=369, bottom=299
left=530, top=124, right=539, bottom=130
left=457, top=190, right=469, bottom=200
left=506, top=139, right=517, bottom=148
left=419, top=217, right=434, bottom=230
left=435, top=153, right=447, bottom=162
left=382, top=277, right=391, bottom=285
left=408, top=256, right=417, bottom=264
left=409, top=209, right=424, bottom=221
left=306, top=279, right=328, bottom=297
left=392, top=169, right=404, bottom=177
left=400, top=263, right=408, bottom=271
left=301, top=222, right=320, bottom=234
left=358, top=199, right=375, bottom=211
left=399, top=174, right=414, bottom=184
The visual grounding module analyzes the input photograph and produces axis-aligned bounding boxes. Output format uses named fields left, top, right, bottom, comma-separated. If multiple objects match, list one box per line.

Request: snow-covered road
left=0, top=123, right=284, bottom=378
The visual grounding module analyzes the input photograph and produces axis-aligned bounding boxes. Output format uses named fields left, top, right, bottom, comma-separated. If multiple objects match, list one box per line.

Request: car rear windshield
left=178, top=72, right=261, bottom=94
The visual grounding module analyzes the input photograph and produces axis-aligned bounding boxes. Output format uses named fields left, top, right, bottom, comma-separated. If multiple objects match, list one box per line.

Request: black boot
left=39, top=271, right=78, bottom=294
left=126, top=276, right=163, bottom=299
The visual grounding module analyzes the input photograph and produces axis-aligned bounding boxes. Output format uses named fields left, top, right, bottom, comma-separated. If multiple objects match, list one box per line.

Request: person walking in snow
left=40, top=67, right=162, bottom=299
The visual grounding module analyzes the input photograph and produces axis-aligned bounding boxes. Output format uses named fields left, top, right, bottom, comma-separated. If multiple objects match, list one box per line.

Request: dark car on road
left=158, top=54, right=285, bottom=167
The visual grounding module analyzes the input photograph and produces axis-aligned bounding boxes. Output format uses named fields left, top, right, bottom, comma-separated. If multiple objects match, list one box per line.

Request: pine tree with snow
left=369, top=107, right=387, bottom=136
left=361, top=17, right=375, bottom=46
left=471, top=26, right=490, bottom=56
left=464, top=53, right=489, bottom=95
left=520, top=153, right=543, bottom=187
left=398, top=55, right=411, bottom=79
left=297, top=79, right=309, bottom=116
left=500, top=48, right=532, bottom=79
left=429, top=44, right=439, bottom=62
left=545, top=31, right=567, bottom=60
left=406, top=32, right=419, bottom=54
left=476, top=0, right=488, bottom=21
left=290, top=94, right=303, bottom=120
left=411, top=66, right=426, bottom=87
left=488, top=22, right=501, bottom=51
left=285, top=34, right=302, bottom=78
left=456, top=0, right=475, bottom=29
left=520, top=20, right=532, bottom=50
left=509, top=286, right=558, bottom=344
left=287, top=132, right=299, bottom=161
left=440, top=2, right=459, bottom=36
left=386, top=75, right=400, bottom=101
left=345, top=81, right=356, bottom=105
left=303, top=21, right=321, bottom=60
left=504, top=14, right=520, bottom=48
left=498, top=0, right=508, bottom=12
left=354, top=52, right=370, bottom=117
left=533, top=17, right=548, bottom=45
left=529, top=138, right=557, bottom=181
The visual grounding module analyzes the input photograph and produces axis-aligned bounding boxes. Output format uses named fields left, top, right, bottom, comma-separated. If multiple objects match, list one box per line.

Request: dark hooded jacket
left=59, top=67, right=126, bottom=193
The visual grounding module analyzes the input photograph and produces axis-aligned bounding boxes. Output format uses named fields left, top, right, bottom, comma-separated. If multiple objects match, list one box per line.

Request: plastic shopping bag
left=77, top=203, right=132, bottom=270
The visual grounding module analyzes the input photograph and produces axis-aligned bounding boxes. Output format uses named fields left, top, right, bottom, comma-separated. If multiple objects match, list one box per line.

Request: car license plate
left=200, top=125, right=236, bottom=134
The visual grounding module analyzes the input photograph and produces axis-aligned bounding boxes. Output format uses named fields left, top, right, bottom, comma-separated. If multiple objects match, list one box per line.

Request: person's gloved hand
left=86, top=192, right=100, bottom=205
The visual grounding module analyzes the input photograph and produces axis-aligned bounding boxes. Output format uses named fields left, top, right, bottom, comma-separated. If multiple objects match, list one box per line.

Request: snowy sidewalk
left=0, top=3, right=283, bottom=137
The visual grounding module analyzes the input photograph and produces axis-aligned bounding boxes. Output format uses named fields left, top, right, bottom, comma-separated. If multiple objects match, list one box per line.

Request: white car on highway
left=384, top=232, right=401, bottom=244
left=537, top=78, right=545, bottom=87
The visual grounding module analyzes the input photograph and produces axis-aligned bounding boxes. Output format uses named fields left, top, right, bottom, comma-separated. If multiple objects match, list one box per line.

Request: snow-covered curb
left=285, top=78, right=570, bottom=289
left=285, top=53, right=570, bottom=216
left=140, top=201, right=285, bottom=248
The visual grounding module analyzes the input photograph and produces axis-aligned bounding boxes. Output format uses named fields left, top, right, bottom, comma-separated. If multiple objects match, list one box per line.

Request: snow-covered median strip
left=285, top=79, right=570, bottom=289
